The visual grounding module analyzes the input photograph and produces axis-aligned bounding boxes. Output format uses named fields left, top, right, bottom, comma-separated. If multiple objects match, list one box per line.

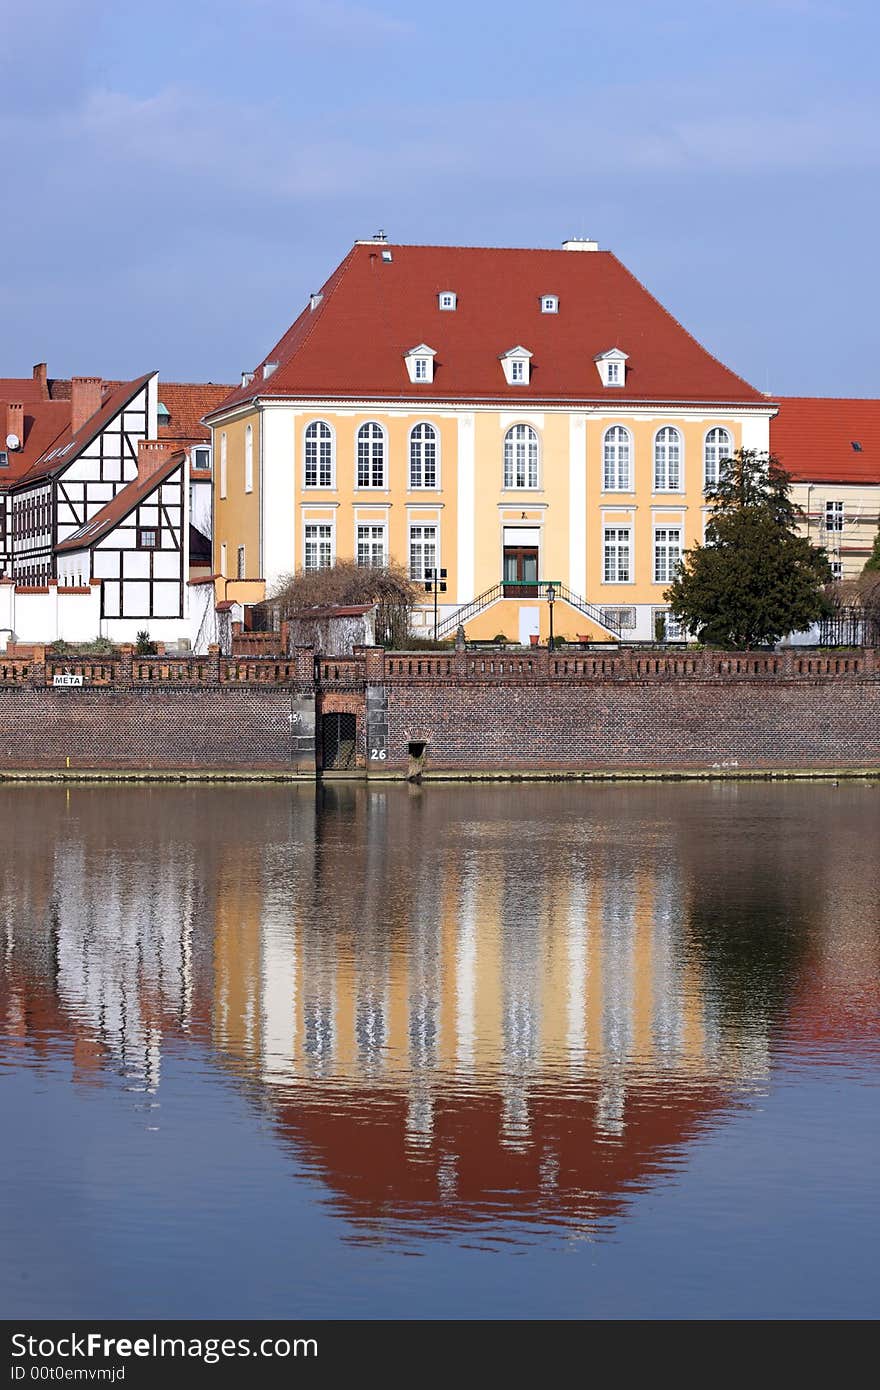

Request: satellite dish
left=5, top=433, right=20, bottom=451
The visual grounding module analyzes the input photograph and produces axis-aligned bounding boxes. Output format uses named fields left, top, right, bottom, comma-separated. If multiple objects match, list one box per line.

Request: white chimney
left=562, top=237, right=599, bottom=251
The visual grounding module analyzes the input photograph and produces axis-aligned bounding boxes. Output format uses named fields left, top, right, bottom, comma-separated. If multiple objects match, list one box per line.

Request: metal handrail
left=554, top=584, right=622, bottom=639
left=435, top=579, right=623, bottom=641
left=435, top=584, right=503, bottom=638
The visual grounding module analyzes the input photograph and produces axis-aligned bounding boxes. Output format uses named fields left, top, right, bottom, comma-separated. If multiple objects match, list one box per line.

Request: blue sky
left=2, top=0, right=878, bottom=395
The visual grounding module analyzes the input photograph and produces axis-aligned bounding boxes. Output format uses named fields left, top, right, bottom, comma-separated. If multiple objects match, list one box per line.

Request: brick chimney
left=0, top=402, right=24, bottom=450
left=70, top=377, right=103, bottom=435
left=137, top=439, right=176, bottom=481
left=32, top=363, right=48, bottom=399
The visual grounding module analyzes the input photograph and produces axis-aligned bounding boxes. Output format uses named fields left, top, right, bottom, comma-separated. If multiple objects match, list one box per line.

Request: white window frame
left=653, top=607, right=685, bottom=641
left=653, top=526, right=682, bottom=584
left=501, top=347, right=533, bottom=386
left=541, top=295, right=559, bottom=314
left=830, top=557, right=843, bottom=579
left=356, top=522, right=387, bottom=568
left=602, top=425, right=632, bottom=491
left=654, top=426, right=683, bottom=492
left=303, top=521, right=334, bottom=571
left=219, top=431, right=227, bottom=499
left=237, top=544, right=246, bottom=579
left=193, top=446, right=211, bottom=471
left=220, top=542, right=227, bottom=576
left=825, top=499, right=845, bottom=532
left=503, top=424, right=540, bottom=489
left=356, top=421, right=387, bottom=489
left=438, top=292, right=457, bottom=311
left=603, top=526, right=632, bottom=584
left=303, top=420, right=335, bottom=489
left=409, top=522, right=438, bottom=581
left=704, top=427, right=732, bottom=491
left=409, top=422, right=439, bottom=489
left=244, top=424, right=254, bottom=494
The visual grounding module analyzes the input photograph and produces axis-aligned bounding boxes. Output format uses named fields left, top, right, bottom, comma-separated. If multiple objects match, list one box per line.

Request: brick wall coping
left=0, top=645, right=876, bottom=691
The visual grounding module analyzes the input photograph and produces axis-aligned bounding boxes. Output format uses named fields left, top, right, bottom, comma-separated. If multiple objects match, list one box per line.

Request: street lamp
left=424, top=567, right=447, bottom=641
left=545, top=582, right=556, bottom=650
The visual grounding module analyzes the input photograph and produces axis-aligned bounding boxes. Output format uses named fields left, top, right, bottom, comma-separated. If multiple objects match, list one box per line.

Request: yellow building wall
left=213, top=410, right=261, bottom=596
left=211, top=405, right=751, bottom=633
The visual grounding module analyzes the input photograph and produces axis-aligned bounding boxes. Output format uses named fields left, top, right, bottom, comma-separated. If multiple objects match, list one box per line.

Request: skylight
left=851, top=441, right=863, bottom=451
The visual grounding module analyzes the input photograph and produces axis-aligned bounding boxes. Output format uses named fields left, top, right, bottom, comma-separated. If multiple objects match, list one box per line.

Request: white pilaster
left=457, top=413, right=475, bottom=601
left=741, top=412, right=773, bottom=452
left=569, top=413, right=587, bottom=596
left=261, top=407, right=297, bottom=591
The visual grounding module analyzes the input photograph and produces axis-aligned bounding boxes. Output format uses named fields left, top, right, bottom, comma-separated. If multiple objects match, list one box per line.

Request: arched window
left=503, top=424, right=539, bottom=489
left=409, top=423, right=438, bottom=488
left=244, top=424, right=253, bottom=493
left=704, top=427, right=732, bottom=491
left=219, top=431, right=227, bottom=499
left=603, top=426, right=632, bottom=491
left=304, top=420, right=334, bottom=488
left=356, top=422, right=386, bottom=489
left=654, top=426, right=683, bottom=491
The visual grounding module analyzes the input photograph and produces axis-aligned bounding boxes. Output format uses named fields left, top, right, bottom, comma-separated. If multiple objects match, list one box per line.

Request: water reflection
left=1, top=782, right=879, bottom=1246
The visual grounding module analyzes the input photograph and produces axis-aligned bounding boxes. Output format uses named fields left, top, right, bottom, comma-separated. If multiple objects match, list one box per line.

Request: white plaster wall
left=190, top=478, right=212, bottom=538
left=261, top=406, right=297, bottom=592
left=456, top=413, right=475, bottom=602
left=740, top=411, right=773, bottom=452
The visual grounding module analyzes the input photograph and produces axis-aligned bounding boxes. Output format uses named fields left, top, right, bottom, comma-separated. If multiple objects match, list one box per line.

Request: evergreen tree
left=862, top=526, right=880, bottom=574
left=666, top=448, right=832, bottom=648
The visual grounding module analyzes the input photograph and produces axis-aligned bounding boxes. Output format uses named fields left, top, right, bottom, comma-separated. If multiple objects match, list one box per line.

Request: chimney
left=137, top=439, right=176, bottom=482
left=70, top=377, right=104, bottom=434
left=0, top=402, right=24, bottom=449
left=562, top=237, right=599, bottom=251
left=32, top=363, right=48, bottom=399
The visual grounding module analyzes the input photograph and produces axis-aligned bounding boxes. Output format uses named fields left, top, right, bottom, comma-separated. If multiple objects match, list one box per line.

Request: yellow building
left=206, top=238, right=775, bottom=643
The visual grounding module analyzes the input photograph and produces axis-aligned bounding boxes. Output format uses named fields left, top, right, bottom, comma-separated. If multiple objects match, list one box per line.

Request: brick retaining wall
left=1, top=645, right=878, bottom=776
left=0, top=687, right=309, bottom=773
left=380, top=679, right=880, bottom=773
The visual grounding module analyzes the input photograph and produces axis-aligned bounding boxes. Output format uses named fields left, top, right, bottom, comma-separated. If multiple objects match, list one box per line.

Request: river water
left=1, top=781, right=878, bottom=1320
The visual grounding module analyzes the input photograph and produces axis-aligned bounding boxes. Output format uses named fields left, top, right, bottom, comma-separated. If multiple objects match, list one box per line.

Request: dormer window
left=500, top=346, right=532, bottom=386
left=541, top=295, right=559, bottom=314
left=404, top=344, right=436, bottom=384
left=594, top=348, right=628, bottom=388
left=438, top=291, right=457, bottom=311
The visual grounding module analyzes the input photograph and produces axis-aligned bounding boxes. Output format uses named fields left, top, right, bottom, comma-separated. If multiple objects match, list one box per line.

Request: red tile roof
left=208, top=242, right=766, bottom=415
left=0, top=377, right=47, bottom=403
left=772, top=398, right=880, bottom=485
left=156, top=382, right=233, bottom=441
left=48, top=379, right=231, bottom=440
left=0, top=401, right=71, bottom=483
left=56, top=449, right=186, bottom=552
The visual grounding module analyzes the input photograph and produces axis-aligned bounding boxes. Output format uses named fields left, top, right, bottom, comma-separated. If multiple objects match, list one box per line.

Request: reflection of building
left=2, top=782, right=878, bottom=1241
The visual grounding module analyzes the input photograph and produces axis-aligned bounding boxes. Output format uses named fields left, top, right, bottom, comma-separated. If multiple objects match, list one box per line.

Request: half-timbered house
left=56, top=444, right=189, bottom=631
left=9, top=373, right=158, bottom=583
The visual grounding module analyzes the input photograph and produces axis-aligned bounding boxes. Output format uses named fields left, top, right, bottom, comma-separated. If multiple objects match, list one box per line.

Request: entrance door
left=322, top=712, right=357, bottom=770
left=503, top=545, right=539, bottom=597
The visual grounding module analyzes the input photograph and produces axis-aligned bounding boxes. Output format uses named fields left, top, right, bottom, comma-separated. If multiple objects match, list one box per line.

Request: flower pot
left=529, top=634, right=540, bottom=647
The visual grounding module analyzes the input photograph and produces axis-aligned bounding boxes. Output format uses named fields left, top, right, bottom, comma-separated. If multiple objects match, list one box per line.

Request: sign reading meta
left=53, top=672, right=85, bottom=687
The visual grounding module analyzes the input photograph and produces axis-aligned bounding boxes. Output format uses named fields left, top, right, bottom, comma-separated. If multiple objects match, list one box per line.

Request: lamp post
left=545, top=582, right=556, bottom=650
left=424, top=566, right=447, bottom=641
